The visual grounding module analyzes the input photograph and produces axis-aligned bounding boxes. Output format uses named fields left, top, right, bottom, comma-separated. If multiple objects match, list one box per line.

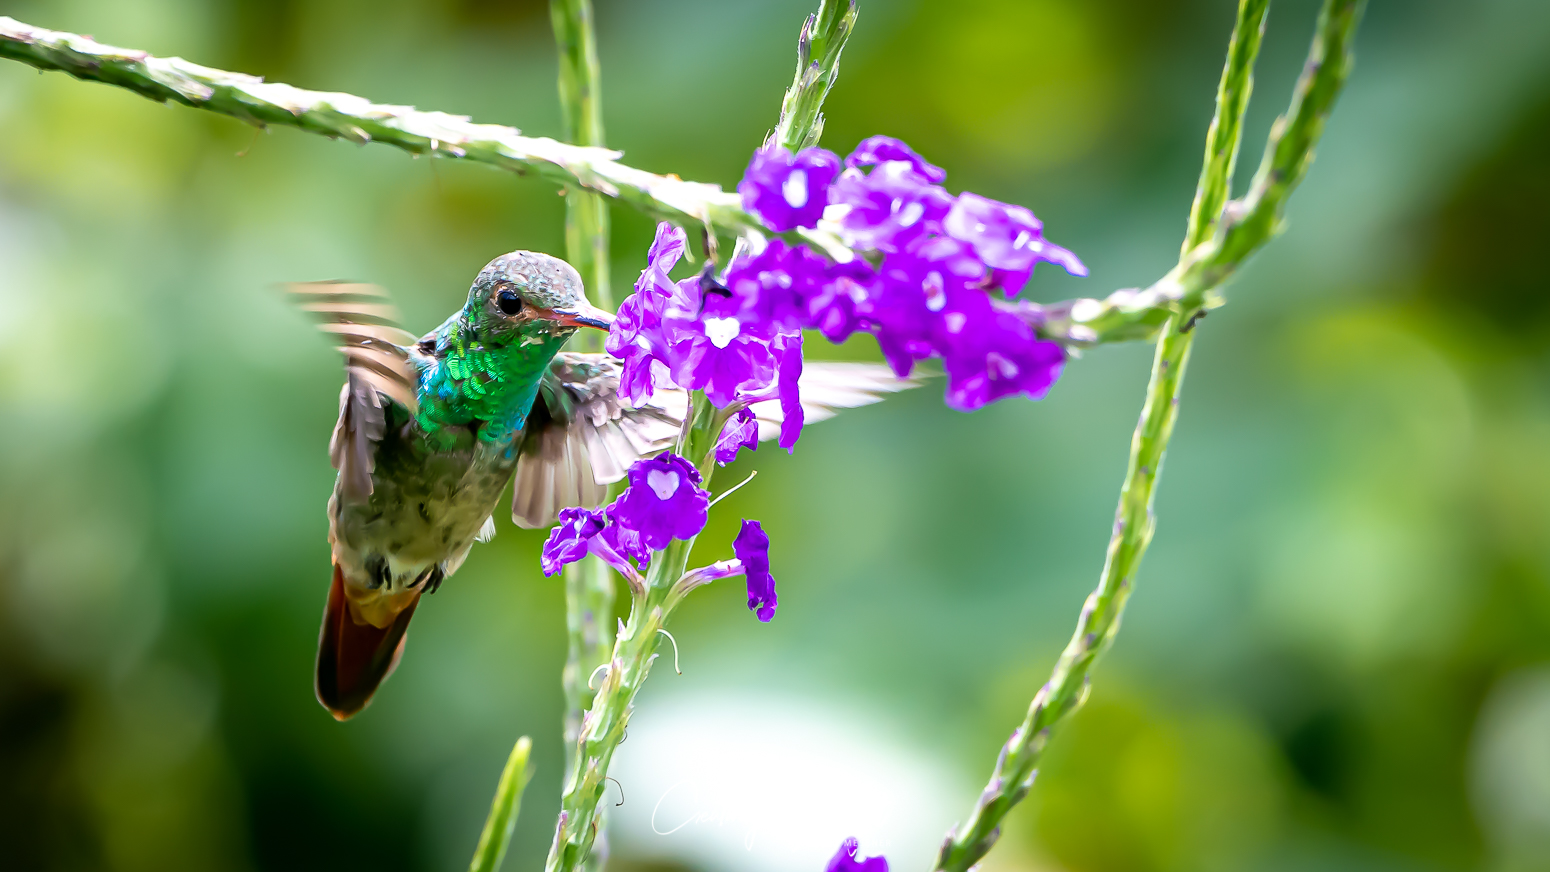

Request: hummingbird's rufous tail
left=315, top=564, right=420, bottom=720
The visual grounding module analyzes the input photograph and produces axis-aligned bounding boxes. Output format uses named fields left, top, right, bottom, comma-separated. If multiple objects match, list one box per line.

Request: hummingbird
left=293, top=250, right=911, bottom=720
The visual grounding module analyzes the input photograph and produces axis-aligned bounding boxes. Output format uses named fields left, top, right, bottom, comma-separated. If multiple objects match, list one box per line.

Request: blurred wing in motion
left=510, top=354, right=916, bottom=528
left=287, top=281, right=422, bottom=502
left=749, top=361, right=917, bottom=443
left=511, top=353, right=683, bottom=529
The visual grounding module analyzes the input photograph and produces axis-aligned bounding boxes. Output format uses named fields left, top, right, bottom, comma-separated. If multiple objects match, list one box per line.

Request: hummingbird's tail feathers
left=748, top=361, right=920, bottom=442
left=286, top=281, right=422, bottom=415
left=315, top=564, right=420, bottom=721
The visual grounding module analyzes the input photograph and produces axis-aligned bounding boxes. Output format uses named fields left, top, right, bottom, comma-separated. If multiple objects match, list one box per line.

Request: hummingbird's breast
left=327, top=411, right=523, bottom=627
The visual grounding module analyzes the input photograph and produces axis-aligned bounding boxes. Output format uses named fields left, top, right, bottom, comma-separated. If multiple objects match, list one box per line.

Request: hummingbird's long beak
left=551, top=302, right=615, bottom=331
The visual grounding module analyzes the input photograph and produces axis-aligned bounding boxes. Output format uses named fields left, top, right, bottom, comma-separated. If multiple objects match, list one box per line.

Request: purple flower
left=830, top=160, right=955, bottom=253
left=824, top=839, right=888, bottom=872
left=801, top=257, right=874, bottom=344
left=773, top=331, right=804, bottom=452
left=613, top=135, right=1086, bottom=421
left=940, top=308, right=1065, bottom=411
left=541, top=507, right=607, bottom=576
left=721, top=240, right=870, bottom=344
left=668, top=313, right=778, bottom=408
left=715, top=407, right=759, bottom=465
left=611, top=453, right=710, bottom=550
left=943, top=192, right=1087, bottom=296
left=597, top=516, right=652, bottom=568
left=734, top=520, right=777, bottom=622
left=610, top=223, right=690, bottom=403
left=846, top=134, right=947, bottom=184
left=540, top=507, right=651, bottom=579
left=647, top=221, right=688, bottom=264
left=862, top=269, right=937, bottom=378
left=860, top=236, right=985, bottom=377
left=716, top=241, right=809, bottom=334
left=739, top=145, right=842, bottom=232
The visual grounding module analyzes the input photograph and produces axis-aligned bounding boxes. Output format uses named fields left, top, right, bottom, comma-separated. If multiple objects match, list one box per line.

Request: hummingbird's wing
left=511, top=353, right=682, bottom=529
left=745, top=361, right=919, bottom=442
left=287, top=282, right=422, bottom=502
left=509, top=353, right=917, bottom=528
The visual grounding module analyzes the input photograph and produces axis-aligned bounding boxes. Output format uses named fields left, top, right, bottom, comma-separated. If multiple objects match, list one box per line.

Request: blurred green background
left=4, top=0, right=1550, bottom=870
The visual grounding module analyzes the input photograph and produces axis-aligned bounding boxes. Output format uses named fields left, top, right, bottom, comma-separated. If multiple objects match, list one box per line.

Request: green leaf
left=468, top=736, right=535, bottom=872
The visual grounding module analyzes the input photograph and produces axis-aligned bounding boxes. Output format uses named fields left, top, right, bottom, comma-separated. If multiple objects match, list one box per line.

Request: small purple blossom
left=596, top=516, right=652, bottom=569
left=668, top=310, right=778, bottom=408
left=944, top=192, right=1087, bottom=296
left=611, top=453, right=710, bottom=550
left=739, top=145, right=842, bottom=232
left=800, top=256, right=873, bottom=344
left=610, top=224, right=808, bottom=414
left=845, top=134, right=947, bottom=183
left=541, top=507, right=606, bottom=576
left=824, top=839, right=888, bottom=872
left=540, top=507, right=648, bottom=580
left=714, top=407, right=759, bottom=465
left=717, top=240, right=815, bottom=333
left=734, top=520, right=777, bottom=622
left=940, top=309, right=1065, bottom=410
left=609, top=223, right=689, bottom=403
left=860, top=236, right=986, bottom=378
left=830, top=160, right=955, bottom=253
left=773, top=331, right=804, bottom=451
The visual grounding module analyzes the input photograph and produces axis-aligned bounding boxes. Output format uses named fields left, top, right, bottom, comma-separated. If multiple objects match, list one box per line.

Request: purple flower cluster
left=729, top=135, right=1087, bottom=411
left=541, top=453, right=706, bottom=578
left=607, top=224, right=807, bottom=463
left=541, top=453, right=777, bottom=622
left=825, top=839, right=888, bottom=872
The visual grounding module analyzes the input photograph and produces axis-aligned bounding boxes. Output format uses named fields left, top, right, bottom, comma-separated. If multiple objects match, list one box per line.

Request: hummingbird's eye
left=496, top=288, right=525, bottom=316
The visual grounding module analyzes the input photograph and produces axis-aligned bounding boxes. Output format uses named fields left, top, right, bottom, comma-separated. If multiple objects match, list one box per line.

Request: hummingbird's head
left=466, top=251, right=613, bottom=345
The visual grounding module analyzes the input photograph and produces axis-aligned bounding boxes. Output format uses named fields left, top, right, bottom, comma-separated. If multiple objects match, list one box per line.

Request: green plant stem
left=551, top=0, right=612, bottom=324
left=771, top=0, right=857, bottom=152
left=1185, top=0, right=1270, bottom=251
left=545, top=392, right=719, bottom=872
left=0, top=16, right=754, bottom=237
left=559, top=555, right=614, bottom=765
left=1, top=13, right=1311, bottom=352
left=934, top=2, right=1365, bottom=869
left=468, top=736, right=534, bottom=872
left=542, top=9, right=846, bottom=862
left=548, top=4, right=617, bottom=867
left=1034, top=0, right=1364, bottom=348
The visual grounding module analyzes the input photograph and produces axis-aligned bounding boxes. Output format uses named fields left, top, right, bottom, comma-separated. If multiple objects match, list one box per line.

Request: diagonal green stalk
left=468, top=737, right=535, bottom=872
left=1184, top=0, right=1270, bottom=252
left=933, top=2, right=1366, bottom=870
left=2, top=12, right=1303, bottom=352
left=0, top=16, right=756, bottom=238
left=771, top=0, right=857, bottom=152
left=1035, top=0, right=1364, bottom=348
